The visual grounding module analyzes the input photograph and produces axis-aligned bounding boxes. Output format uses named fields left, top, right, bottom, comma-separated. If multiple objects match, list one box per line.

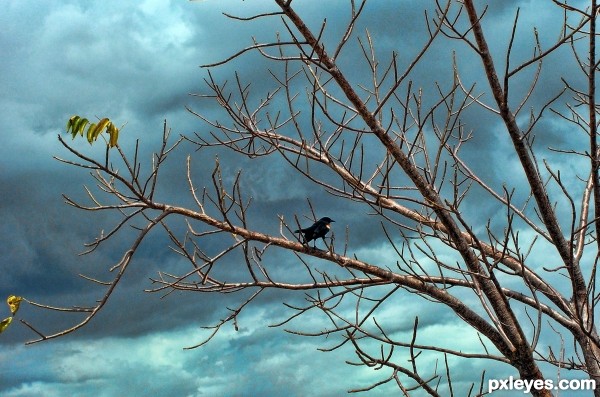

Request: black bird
left=294, top=217, right=335, bottom=247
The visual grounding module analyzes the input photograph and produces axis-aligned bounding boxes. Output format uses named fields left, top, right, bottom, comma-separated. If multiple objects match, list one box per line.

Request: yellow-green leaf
left=66, top=115, right=77, bottom=132
left=93, top=118, right=110, bottom=141
left=7, top=295, right=23, bottom=315
left=74, top=117, right=88, bottom=135
left=108, top=123, right=119, bottom=147
left=66, top=115, right=78, bottom=137
left=86, top=123, right=97, bottom=144
left=0, top=317, right=12, bottom=334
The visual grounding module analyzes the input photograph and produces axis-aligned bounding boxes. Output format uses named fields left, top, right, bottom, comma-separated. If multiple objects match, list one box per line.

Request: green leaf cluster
left=66, top=115, right=120, bottom=147
left=0, top=295, right=23, bottom=335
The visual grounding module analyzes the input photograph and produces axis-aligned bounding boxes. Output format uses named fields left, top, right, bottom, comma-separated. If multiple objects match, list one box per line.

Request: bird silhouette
left=294, top=217, right=335, bottom=248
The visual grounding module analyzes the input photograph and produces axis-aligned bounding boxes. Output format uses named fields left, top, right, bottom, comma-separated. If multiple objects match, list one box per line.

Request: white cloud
left=1, top=316, right=401, bottom=396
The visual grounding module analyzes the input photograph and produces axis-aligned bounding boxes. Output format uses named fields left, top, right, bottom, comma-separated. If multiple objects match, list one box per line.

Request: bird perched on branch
left=294, top=217, right=335, bottom=248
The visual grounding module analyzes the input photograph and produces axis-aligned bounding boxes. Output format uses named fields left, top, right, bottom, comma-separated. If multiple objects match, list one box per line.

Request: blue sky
left=0, top=0, right=595, bottom=396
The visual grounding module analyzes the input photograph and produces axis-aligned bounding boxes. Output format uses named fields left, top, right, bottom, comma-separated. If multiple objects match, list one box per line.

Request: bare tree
left=18, top=1, right=600, bottom=395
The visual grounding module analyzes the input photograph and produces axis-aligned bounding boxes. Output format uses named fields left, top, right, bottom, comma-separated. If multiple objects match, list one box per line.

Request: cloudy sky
left=0, top=0, right=595, bottom=396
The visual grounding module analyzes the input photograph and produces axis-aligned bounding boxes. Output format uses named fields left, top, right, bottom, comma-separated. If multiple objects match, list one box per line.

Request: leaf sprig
left=0, top=295, right=23, bottom=335
left=66, top=115, right=120, bottom=147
